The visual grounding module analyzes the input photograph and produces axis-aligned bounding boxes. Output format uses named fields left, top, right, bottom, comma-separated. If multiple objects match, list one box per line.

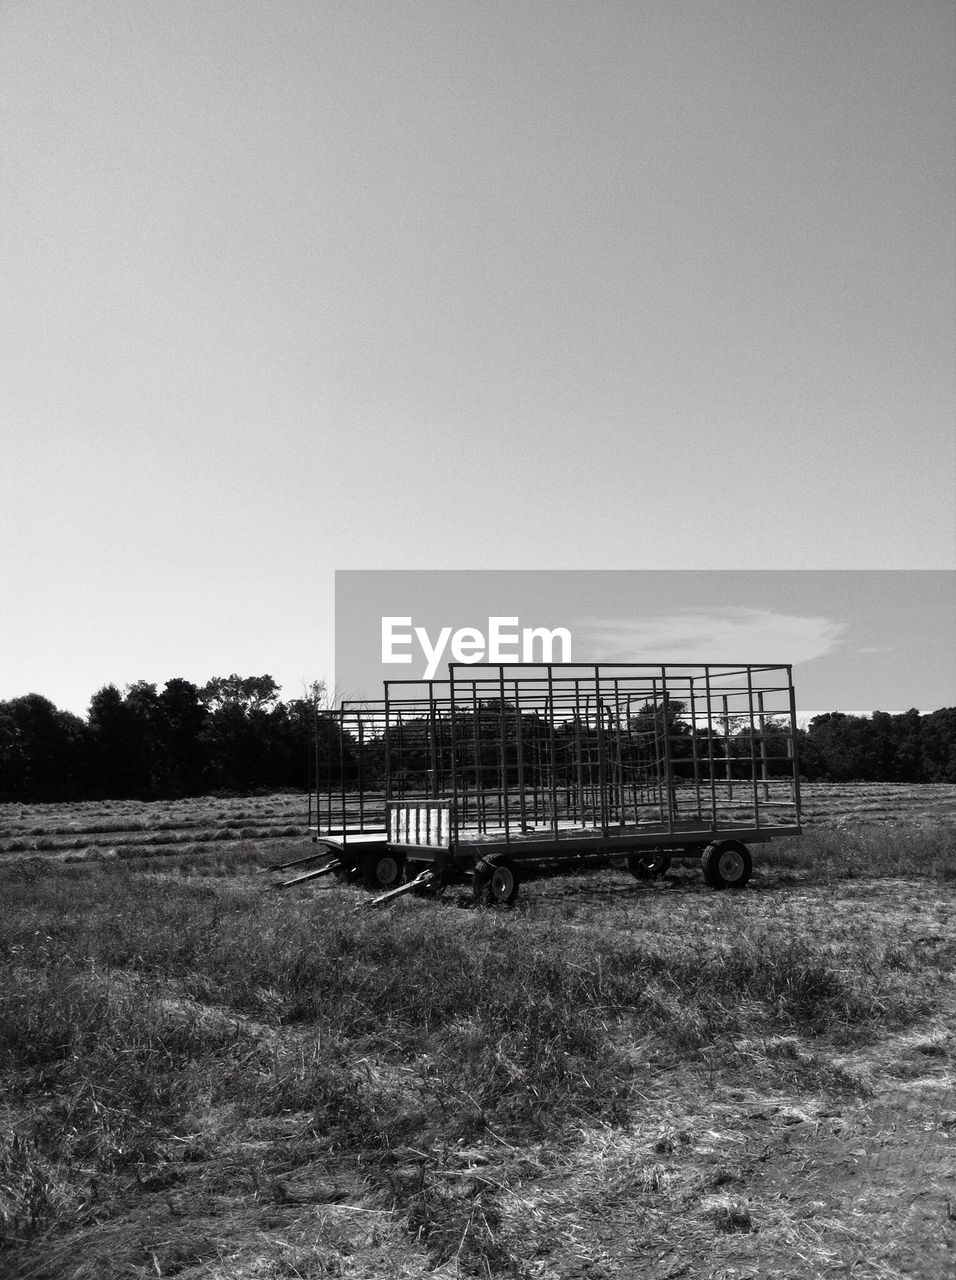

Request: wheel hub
left=375, top=856, right=400, bottom=886
left=717, top=849, right=744, bottom=881
left=490, top=867, right=515, bottom=900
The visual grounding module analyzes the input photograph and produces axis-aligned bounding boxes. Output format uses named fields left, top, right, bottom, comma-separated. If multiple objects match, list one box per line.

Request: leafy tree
left=869, top=709, right=923, bottom=782
left=155, top=679, right=210, bottom=796
left=793, top=726, right=827, bottom=780
left=200, top=674, right=281, bottom=716
left=920, top=708, right=956, bottom=783
left=0, top=695, right=87, bottom=801
left=200, top=674, right=282, bottom=791
left=87, top=684, right=160, bottom=797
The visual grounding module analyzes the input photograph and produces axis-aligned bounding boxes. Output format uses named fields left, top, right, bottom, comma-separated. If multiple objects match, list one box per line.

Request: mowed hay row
left=5, top=783, right=949, bottom=839
left=1, top=792, right=308, bottom=832
left=0, top=795, right=310, bottom=861
left=798, top=781, right=953, bottom=826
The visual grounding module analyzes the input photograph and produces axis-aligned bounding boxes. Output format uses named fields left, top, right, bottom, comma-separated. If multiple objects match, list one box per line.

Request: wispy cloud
left=571, top=608, right=846, bottom=666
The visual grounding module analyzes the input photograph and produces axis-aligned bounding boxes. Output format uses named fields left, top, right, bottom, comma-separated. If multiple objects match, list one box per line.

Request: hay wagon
left=276, top=662, right=803, bottom=905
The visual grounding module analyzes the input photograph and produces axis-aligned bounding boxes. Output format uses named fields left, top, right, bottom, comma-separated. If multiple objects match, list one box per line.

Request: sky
left=1, top=2, right=953, bottom=717
left=334, top=570, right=956, bottom=714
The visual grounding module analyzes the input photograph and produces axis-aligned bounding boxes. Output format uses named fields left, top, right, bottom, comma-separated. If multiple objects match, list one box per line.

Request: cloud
left=571, top=608, right=846, bottom=666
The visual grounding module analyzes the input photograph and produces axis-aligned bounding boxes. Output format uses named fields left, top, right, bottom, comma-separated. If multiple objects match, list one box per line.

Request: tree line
left=0, top=677, right=953, bottom=803
left=0, top=676, right=328, bottom=802
left=367, top=700, right=955, bottom=790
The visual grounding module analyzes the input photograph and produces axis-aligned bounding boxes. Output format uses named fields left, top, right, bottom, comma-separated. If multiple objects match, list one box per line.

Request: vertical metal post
left=703, top=668, right=717, bottom=828
left=546, top=668, right=559, bottom=839
left=448, top=666, right=459, bottom=846
left=661, top=667, right=677, bottom=834
left=514, top=681, right=527, bottom=833
left=613, top=679, right=626, bottom=827
left=428, top=681, right=439, bottom=799
left=787, top=666, right=802, bottom=826
left=455, top=691, right=467, bottom=830
left=757, top=690, right=769, bottom=802
left=307, top=709, right=313, bottom=831
left=471, top=681, right=483, bottom=833
left=531, top=695, right=542, bottom=824
left=326, top=713, right=333, bottom=833
left=498, top=666, right=510, bottom=845
left=397, top=713, right=406, bottom=802
left=649, top=676, right=665, bottom=819
left=722, top=694, right=733, bottom=802
left=746, top=667, right=759, bottom=827
left=572, top=681, right=582, bottom=818
left=594, top=666, right=609, bottom=836
left=340, top=707, right=348, bottom=844
left=382, top=699, right=391, bottom=810
left=357, top=713, right=364, bottom=830
left=583, top=692, right=593, bottom=821
left=626, top=688, right=641, bottom=814
left=688, top=676, right=702, bottom=820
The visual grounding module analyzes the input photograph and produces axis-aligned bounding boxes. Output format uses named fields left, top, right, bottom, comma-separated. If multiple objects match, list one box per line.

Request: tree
left=155, top=679, right=210, bottom=796
left=87, top=684, right=160, bottom=797
left=200, top=675, right=281, bottom=716
left=0, top=695, right=87, bottom=801
left=793, top=726, right=827, bottom=780
left=802, top=713, right=873, bottom=781
left=200, top=674, right=282, bottom=791
left=920, top=708, right=956, bottom=783
left=869, top=709, right=923, bottom=782
left=801, top=710, right=931, bottom=783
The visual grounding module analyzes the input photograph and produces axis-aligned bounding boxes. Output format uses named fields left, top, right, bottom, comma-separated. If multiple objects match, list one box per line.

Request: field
left=0, top=784, right=952, bottom=1279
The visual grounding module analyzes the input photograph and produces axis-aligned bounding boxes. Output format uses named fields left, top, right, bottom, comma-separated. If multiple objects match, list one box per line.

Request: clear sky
left=1, top=2, right=953, bottom=717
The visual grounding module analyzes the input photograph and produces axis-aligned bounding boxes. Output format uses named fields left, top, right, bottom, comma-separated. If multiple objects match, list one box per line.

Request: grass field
left=1, top=784, right=952, bottom=1278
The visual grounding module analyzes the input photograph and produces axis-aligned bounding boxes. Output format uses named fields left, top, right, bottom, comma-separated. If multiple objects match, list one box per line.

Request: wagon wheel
left=701, top=840, right=752, bottom=889
left=624, top=852, right=672, bottom=881
left=360, top=849, right=405, bottom=890
left=473, top=854, right=520, bottom=907
left=404, top=859, right=448, bottom=898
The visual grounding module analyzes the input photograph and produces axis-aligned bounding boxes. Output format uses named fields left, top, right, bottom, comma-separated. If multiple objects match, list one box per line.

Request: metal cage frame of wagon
left=306, top=662, right=802, bottom=870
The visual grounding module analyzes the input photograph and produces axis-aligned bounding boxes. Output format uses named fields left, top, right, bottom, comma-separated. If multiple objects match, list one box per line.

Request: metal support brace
left=269, top=844, right=337, bottom=872
left=363, top=868, right=434, bottom=909
left=274, top=860, right=343, bottom=889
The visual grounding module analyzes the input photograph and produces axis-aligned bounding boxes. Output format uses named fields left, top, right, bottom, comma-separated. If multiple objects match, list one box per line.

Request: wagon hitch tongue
left=363, top=868, right=435, bottom=910
left=273, top=859, right=343, bottom=890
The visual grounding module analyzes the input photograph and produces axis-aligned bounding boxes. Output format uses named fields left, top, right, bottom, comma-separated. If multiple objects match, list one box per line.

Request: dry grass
left=0, top=794, right=307, bottom=864
left=0, top=785, right=952, bottom=1278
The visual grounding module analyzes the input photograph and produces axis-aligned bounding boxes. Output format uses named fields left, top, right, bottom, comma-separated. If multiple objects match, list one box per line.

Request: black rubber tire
left=473, top=854, right=520, bottom=907
left=701, top=840, right=752, bottom=889
left=624, top=853, right=672, bottom=881
left=361, top=850, right=405, bottom=890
